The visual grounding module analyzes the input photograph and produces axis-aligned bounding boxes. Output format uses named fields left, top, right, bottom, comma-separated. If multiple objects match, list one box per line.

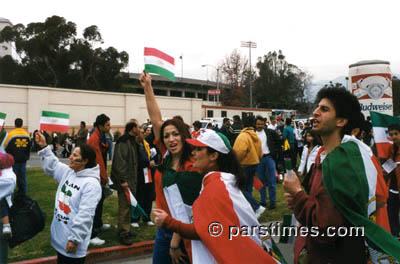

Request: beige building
left=0, top=84, right=203, bottom=133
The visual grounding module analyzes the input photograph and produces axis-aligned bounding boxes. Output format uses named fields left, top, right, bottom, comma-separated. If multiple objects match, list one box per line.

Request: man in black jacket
left=255, top=116, right=281, bottom=209
left=219, top=118, right=234, bottom=144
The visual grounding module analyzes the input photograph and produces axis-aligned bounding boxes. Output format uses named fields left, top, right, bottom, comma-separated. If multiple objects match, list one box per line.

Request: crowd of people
left=0, top=73, right=399, bottom=263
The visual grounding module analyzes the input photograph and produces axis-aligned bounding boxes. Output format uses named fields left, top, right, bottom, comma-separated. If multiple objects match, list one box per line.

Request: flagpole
left=180, top=54, right=183, bottom=81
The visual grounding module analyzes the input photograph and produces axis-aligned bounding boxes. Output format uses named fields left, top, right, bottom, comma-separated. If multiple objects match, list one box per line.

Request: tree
left=322, top=81, right=345, bottom=89
left=253, top=50, right=312, bottom=113
left=0, top=16, right=128, bottom=91
left=218, top=49, right=252, bottom=107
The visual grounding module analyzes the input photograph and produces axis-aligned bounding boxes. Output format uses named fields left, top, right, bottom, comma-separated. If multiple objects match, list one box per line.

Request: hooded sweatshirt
left=39, top=146, right=101, bottom=258
left=0, top=152, right=16, bottom=200
left=233, top=127, right=262, bottom=167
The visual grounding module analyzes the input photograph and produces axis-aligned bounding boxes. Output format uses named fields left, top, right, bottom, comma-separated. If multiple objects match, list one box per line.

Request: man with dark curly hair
left=284, top=87, right=400, bottom=263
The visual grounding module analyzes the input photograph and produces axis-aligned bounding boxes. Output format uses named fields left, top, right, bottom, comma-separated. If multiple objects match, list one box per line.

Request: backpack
left=8, top=194, right=46, bottom=248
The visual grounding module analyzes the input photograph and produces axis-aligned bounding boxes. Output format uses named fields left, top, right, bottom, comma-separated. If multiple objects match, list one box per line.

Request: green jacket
left=110, top=134, right=138, bottom=195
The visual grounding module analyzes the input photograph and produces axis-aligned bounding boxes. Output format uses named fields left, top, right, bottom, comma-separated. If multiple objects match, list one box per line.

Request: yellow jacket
left=233, top=127, right=262, bottom=167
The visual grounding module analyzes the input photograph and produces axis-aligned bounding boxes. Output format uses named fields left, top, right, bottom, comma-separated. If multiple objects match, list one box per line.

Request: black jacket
left=219, top=125, right=234, bottom=145
left=4, top=128, right=31, bottom=163
left=260, top=128, right=281, bottom=158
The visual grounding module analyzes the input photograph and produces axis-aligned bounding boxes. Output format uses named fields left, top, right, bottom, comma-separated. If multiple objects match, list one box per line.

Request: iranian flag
left=124, top=188, right=148, bottom=219
left=144, top=47, right=175, bottom=81
left=323, top=135, right=400, bottom=262
left=40, top=110, right=70, bottom=133
left=370, top=111, right=400, bottom=158
left=0, top=112, right=6, bottom=129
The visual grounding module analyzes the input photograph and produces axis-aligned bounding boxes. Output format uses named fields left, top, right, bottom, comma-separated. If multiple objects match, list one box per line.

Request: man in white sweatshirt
left=35, top=132, right=101, bottom=264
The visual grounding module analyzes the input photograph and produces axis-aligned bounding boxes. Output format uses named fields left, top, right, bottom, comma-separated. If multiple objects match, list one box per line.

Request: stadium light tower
left=240, top=41, right=257, bottom=108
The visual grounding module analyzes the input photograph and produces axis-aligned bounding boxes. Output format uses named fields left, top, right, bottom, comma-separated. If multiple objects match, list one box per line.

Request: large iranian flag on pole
left=40, top=110, right=70, bottom=133
left=0, top=112, right=6, bottom=129
left=144, top=47, right=175, bottom=81
left=370, top=111, right=400, bottom=158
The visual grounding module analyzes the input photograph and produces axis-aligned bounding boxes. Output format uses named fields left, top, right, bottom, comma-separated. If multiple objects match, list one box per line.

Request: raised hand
left=139, top=72, right=152, bottom=89
left=34, top=131, right=47, bottom=148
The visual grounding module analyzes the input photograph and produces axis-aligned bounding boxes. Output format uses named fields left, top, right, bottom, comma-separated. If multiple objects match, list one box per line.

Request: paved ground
left=27, top=151, right=68, bottom=168
left=98, top=240, right=294, bottom=264
left=98, top=254, right=152, bottom=264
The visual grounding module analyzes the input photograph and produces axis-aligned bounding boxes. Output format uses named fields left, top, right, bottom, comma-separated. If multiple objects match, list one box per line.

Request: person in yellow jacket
left=232, top=115, right=264, bottom=218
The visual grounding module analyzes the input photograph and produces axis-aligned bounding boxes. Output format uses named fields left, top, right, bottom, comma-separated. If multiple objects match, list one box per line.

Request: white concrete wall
left=0, top=84, right=203, bottom=133
left=202, top=106, right=273, bottom=120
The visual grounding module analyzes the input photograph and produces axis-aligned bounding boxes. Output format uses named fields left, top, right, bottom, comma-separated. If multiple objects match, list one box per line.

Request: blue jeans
left=257, top=155, right=277, bottom=205
left=153, top=227, right=189, bottom=264
left=243, top=165, right=260, bottom=211
left=13, top=163, right=27, bottom=195
left=387, top=191, right=400, bottom=236
left=0, top=199, right=8, bottom=218
left=153, top=227, right=173, bottom=264
left=106, top=138, right=113, bottom=160
left=0, top=222, right=7, bottom=264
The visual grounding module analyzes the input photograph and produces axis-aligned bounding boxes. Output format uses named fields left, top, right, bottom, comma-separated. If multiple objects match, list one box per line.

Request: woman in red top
left=140, top=72, right=203, bottom=264
left=153, top=129, right=281, bottom=264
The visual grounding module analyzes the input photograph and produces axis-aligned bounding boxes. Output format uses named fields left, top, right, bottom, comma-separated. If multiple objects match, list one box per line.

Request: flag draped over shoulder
left=370, top=111, right=400, bottom=158
left=192, top=171, right=284, bottom=264
left=322, top=136, right=400, bottom=262
left=124, top=188, right=148, bottom=219
left=144, top=47, right=175, bottom=81
left=40, top=110, right=69, bottom=133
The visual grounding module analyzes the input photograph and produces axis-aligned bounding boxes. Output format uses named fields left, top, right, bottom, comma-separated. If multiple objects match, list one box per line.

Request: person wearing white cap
left=153, top=129, right=284, bottom=264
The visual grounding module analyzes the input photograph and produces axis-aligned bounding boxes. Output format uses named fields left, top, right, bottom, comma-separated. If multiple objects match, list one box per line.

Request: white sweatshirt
left=0, top=167, right=16, bottom=200
left=298, top=145, right=321, bottom=175
left=39, top=146, right=101, bottom=258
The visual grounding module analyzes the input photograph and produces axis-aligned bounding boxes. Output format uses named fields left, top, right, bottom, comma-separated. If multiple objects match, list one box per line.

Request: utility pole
left=240, top=41, right=257, bottom=108
left=179, top=54, right=183, bottom=81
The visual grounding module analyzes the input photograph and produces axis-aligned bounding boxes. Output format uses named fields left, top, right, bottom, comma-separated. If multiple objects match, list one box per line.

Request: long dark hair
left=160, top=119, right=192, bottom=169
left=305, top=129, right=321, bottom=149
left=206, top=147, right=245, bottom=190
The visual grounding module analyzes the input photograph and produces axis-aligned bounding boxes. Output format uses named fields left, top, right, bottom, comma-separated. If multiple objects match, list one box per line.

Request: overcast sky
left=2, top=0, right=399, bottom=82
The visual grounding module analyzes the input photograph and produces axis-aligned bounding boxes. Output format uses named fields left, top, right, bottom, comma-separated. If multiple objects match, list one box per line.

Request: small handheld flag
left=124, top=187, right=148, bottom=219
left=144, top=47, right=175, bottom=81
left=253, top=175, right=263, bottom=191
left=370, top=111, right=400, bottom=158
left=40, top=110, right=70, bottom=133
left=284, top=158, right=294, bottom=179
left=0, top=112, right=6, bottom=130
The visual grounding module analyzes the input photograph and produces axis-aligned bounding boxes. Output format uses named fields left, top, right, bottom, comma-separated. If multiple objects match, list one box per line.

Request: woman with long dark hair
left=140, top=72, right=203, bottom=264
left=153, top=129, right=282, bottom=264
left=297, top=129, right=321, bottom=177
